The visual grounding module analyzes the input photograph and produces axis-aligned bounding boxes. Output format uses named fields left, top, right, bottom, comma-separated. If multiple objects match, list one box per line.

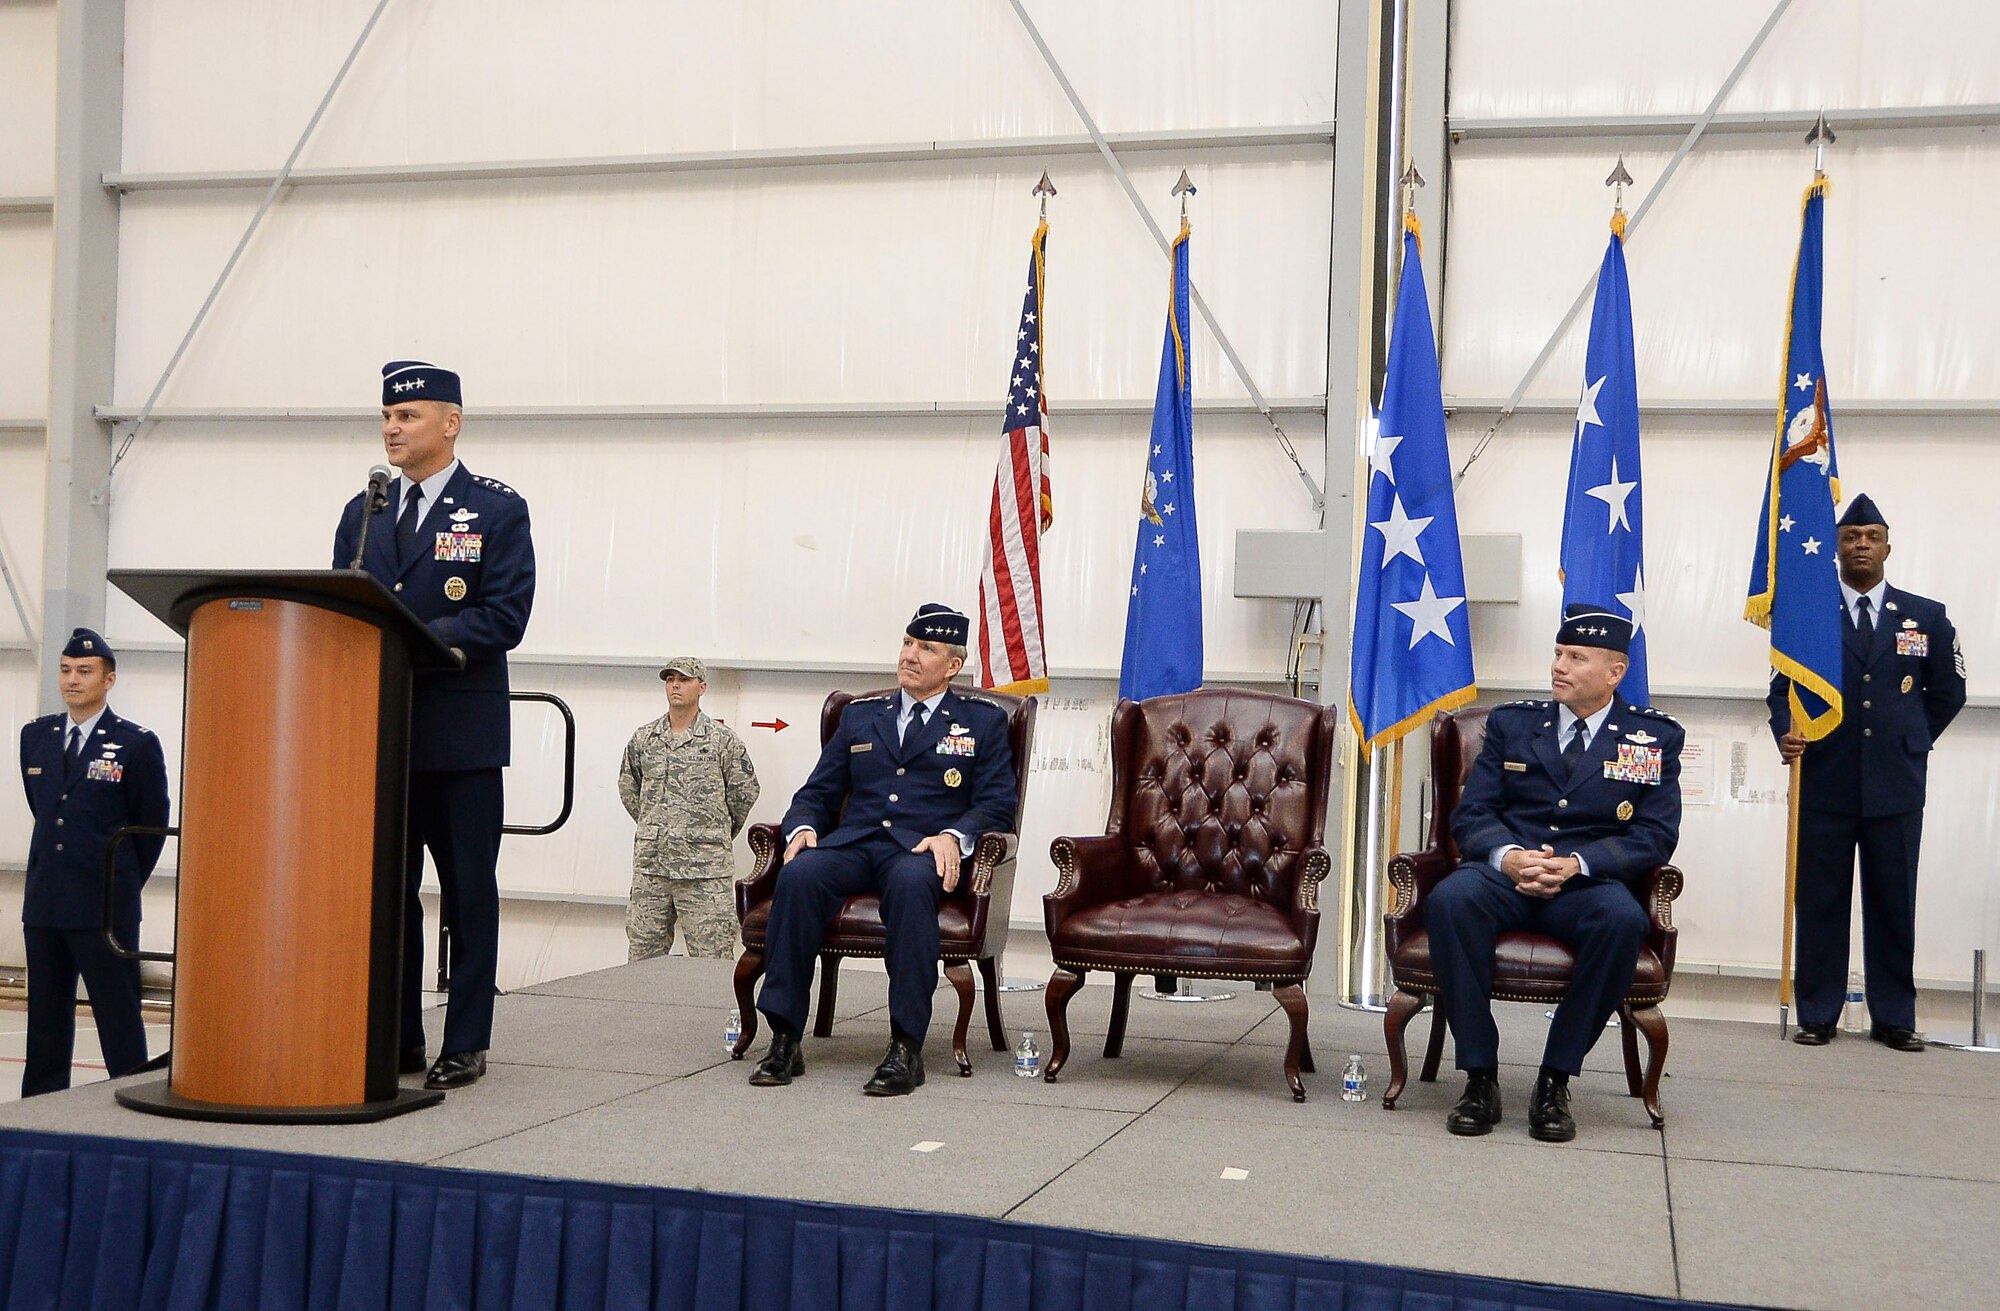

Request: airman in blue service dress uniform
left=17, top=629, right=170, bottom=1096
left=1769, top=494, right=1965, bottom=1052
left=333, top=361, right=536, bottom=1090
left=1427, top=605, right=1683, bottom=1142
left=750, top=604, right=1018, bottom=1096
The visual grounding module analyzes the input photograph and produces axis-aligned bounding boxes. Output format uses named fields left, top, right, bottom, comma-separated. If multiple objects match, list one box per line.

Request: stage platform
left=0, top=955, right=1993, bottom=1311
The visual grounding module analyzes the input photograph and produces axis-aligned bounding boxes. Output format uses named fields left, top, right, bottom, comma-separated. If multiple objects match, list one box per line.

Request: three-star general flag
left=1744, top=176, right=1843, bottom=740
left=1118, top=219, right=1201, bottom=701
left=978, top=220, right=1054, bottom=694
left=1560, top=224, right=1650, bottom=704
left=1349, top=219, right=1476, bottom=751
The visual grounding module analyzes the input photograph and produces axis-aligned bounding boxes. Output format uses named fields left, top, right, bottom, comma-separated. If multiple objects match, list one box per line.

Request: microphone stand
left=349, top=474, right=391, bottom=569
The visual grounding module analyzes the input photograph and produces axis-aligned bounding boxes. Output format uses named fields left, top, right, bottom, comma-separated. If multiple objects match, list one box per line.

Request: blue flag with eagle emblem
left=1349, top=220, right=1475, bottom=751
left=1118, top=220, right=1202, bottom=701
left=1560, top=226, right=1650, bottom=704
left=1744, top=177, right=1843, bottom=740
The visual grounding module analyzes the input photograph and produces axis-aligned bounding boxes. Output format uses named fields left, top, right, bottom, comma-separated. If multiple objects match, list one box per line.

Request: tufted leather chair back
left=1108, top=688, right=1336, bottom=906
left=1424, top=706, right=1491, bottom=864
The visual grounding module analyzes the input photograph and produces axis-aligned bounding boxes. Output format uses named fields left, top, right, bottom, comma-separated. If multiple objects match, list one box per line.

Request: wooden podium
left=108, top=569, right=460, bottom=1122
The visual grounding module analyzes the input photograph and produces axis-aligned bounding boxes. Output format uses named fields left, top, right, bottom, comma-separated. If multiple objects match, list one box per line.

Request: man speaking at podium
left=333, top=361, right=536, bottom=1090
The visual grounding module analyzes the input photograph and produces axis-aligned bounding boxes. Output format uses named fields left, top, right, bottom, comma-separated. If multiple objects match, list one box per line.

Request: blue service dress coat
left=18, top=709, right=171, bottom=929
left=780, top=689, right=1018, bottom=850
left=1765, top=585, right=1966, bottom=817
left=1453, top=698, right=1685, bottom=896
left=332, top=463, right=535, bottom=773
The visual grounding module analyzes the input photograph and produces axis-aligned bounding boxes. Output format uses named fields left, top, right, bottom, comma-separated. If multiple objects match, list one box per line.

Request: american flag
left=977, top=221, right=1053, bottom=694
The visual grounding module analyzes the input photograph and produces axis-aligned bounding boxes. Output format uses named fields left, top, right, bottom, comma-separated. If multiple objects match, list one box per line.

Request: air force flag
left=1560, top=226, right=1650, bottom=704
left=1349, top=221, right=1476, bottom=751
left=1118, top=220, right=1202, bottom=701
left=1744, top=177, right=1844, bottom=740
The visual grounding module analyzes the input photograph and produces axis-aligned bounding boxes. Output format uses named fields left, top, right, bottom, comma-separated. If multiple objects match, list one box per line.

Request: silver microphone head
left=367, top=463, right=394, bottom=488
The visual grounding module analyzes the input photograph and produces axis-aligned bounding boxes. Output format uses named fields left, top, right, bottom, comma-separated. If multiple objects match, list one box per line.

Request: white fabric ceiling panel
left=1451, top=0, right=2000, bottom=120
left=111, top=154, right=1330, bottom=410
left=120, top=0, right=1334, bottom=173
left=0, top=218, right=52, bottom=415
left=0, top=2, right=57, bottom=196
left=0, top=433, right=45, bottom=644
left=103, top=412, right=1324, bottom=674
left=1442, top=134, right=2000, bottom=402
left=1451, top=411, right=1996, bottom=698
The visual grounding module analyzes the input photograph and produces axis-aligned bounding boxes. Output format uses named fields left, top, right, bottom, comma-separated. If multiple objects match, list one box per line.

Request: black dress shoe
left=1870, top=1025, right=1926, bottom=1053
left=1445, top=1071, right=1501, bottom=1136
left=862, top=1038, right=926, bottom=1096
left=749, top=1031, right=804, bottom=1086
left=399, top=1043, right=428, bottom=1075
left=424, top=1050, right=487, bottom=1090
left=1792, top=1022, right=1835, bottom=1046
left=1528, top=1073, right=1576, bottom=1143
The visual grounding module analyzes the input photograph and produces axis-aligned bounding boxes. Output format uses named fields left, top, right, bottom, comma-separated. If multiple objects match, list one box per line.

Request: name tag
left=86, top=758, right=125, bottom=783
left=25, top=766, right=41, bottom=776
left=1503, top=761, right=1527, bottom=772
left=936, top=734, right=976, bottom=757
left=1603, top=743, right=1662, bottom=786
left=1896, top=631, right=1929, bottom=657
left=849, top=742, right=873, bottom=754
left=435, top=531, right=483, bottom=562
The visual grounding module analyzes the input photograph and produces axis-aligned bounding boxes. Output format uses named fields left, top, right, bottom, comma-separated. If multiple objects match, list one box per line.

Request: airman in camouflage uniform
left=620, top=657, right=760, bottom=959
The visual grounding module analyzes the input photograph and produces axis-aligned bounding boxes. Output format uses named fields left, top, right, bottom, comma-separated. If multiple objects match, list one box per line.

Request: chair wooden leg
left=1044, top=968, right=1084, bottom=1082
left=977, top=955, right=1007, bottom=1051
left=945, top=962, right=976, bottom=1077
left=1419, top=997, right=1448, bottom=1083
left=1104, top=973, right=1134, bottom=1059
left=1381, top=988, right=1424, bottom=1108
left=1619, top=1004, right=1644, bottom=1098
left=1632, top=1004, right=1669, bottom=1128
left=1300, top=1035, right=1316, bottom=1074
left=811, top=954, right=840, bottom=1038
left=731, top=949, right=765, bottom=1059
left=1273, top=983, right=1310, bottom=1103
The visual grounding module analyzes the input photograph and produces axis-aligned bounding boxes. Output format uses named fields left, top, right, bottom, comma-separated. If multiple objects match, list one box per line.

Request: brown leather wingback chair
left=731, top=687, right=1036, bottom=1076
left=1380, top=705, right=1683, bottom=1126
left=1042, top=689, right=1338, bottom=1101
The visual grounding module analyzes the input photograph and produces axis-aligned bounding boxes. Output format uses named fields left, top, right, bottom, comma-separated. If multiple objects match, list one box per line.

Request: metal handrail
left=102, top=825, right=178, bottom=963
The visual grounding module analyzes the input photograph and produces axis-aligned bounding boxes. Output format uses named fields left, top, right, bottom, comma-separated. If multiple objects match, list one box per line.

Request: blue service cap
left=906, top=603, right=970, bottom=647
left=381, top=360, right=462, bottom=407
left=1557, top=603, right=1632, bottom=655
left=1837, top=493, right=1887, bottom=529
left=61, top=627, right=115, bottom=668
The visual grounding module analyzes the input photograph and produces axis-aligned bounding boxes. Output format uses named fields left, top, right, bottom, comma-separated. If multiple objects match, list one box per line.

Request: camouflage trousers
left=626, top=873, right=739, bottom=960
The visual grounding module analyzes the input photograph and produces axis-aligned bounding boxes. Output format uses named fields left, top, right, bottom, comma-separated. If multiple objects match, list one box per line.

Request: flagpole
left=1386, top=735, right=1406, bottom=857
left=1780, top=753, right=1801, bottom=1036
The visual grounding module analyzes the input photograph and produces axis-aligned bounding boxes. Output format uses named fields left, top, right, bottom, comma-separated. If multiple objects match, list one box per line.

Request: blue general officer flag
left=1560, top=224, right=1650, bottom=704
left=1349, top=220, right=1475, bottom=751
left=1119, top=220, right=1202, bottom=701
left=1744, top=177, right=1843, bottom=739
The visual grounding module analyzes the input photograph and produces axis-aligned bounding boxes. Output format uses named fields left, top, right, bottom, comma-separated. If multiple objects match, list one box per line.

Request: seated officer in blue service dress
left=333, top=361, right=536, bottom=1091
left=750, top=603, right=1017, bottom=1096
left=16, top=629, right=170, bottom=1096
left=1770, top=493, right=1965, bottom=1052
left=1426, top=605, right=1682, bottom=1142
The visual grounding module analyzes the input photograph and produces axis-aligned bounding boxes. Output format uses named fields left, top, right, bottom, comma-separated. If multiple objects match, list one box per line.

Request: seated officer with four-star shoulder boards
left=16, top=629, right=170, bottom=1096
left=1426, top=604, right=1683, bottom=1143
left=749, top=603, right=1017, bottom=1097
left=333, top=361, right=536, bottom=1091
left=1769, top=493, right=1965, bottom=1052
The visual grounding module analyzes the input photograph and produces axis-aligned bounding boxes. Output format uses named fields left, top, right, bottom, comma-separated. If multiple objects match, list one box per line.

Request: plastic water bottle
left=725, top=1009, right=742, bottom=1050
left=1015, top=1031, right=1041, bottom=1078
left=1841, top=973, right=1866, bottom=1034
left=1341, top=1054, right=1367, bottom=1102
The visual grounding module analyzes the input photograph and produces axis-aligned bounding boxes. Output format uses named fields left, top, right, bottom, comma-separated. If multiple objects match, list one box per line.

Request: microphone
left=350, top=464, right=396, bottom=570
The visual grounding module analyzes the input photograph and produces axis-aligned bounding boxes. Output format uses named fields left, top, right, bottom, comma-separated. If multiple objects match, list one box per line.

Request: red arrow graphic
left=751, top=718, right=789, bottom=732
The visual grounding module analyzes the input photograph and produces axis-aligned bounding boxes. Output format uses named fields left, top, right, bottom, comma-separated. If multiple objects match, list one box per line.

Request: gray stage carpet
left=1, top=954, right=1992, bottom=1311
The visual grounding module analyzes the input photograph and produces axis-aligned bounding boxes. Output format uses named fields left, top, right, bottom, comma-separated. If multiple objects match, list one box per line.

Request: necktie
left=902, top=702, right=928, bottom=747
left=1855, top=595, right=1874, bottom=641
left=396, top=482, right=426, bottom=564
left=67, top=725, right=84, bottom=770
left=1561, top=719, right=1589, bottom=778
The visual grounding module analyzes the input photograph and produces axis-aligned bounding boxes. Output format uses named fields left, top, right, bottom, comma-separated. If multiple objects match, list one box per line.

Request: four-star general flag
left=978, top=220, right=1054, bottom=694
left=1745, top=177, right=1843, bottom=740
left=1349, top=220, right=1475, bottom=751
left=1560, top=224, right=1650, bottom=704
left=1118, top=220, right=1201, bottom=701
